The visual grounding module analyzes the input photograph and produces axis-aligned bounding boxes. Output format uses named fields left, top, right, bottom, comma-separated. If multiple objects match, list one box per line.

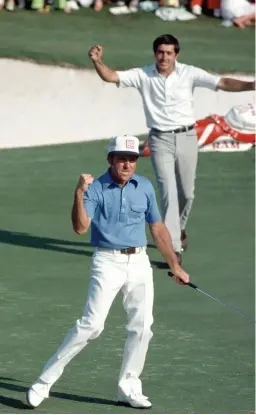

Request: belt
left=152, top=124, right=194, bottom=134
left=96, top=246, right=146, bottom=255
left=120, top=247, right=140, bottom=254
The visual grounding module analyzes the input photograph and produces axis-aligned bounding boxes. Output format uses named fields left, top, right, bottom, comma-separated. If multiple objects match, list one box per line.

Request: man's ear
left=107, top=155, right=112, bottom=165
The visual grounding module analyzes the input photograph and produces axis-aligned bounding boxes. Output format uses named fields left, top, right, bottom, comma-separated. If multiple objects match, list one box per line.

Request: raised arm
left=217, top=77, right=255, bottom=92
left=149, top=221, right=189, bottom=285
left=71, top=174, right=94, bottom=234
left=88, top=45, right=120, bottom=84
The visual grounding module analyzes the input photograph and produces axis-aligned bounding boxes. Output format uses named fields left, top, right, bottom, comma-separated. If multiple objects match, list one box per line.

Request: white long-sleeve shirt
left=117, top=62, right=221, bottom=131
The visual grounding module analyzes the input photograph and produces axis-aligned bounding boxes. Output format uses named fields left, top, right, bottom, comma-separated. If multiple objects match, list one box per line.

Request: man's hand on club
left=88, top=45, right=103, bottom=63
left=170, top=265, right=190, bottom=286
left=76, top=174, right=94, bottom=193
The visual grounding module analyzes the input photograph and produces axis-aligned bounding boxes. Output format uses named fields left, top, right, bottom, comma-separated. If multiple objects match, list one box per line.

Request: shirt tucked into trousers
left=117, top=62, right=220, bottom=252
left=33, top=171, right=161, bottom=398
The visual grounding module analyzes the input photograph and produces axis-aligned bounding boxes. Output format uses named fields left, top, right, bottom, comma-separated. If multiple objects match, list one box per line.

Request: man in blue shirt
left=27, top=135, right=189, bottom=410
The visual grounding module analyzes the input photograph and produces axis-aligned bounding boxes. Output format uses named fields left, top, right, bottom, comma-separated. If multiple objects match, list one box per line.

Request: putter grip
left=188, top=282, right=197, bottom=289
left=168, top=272, right=198, bottom=289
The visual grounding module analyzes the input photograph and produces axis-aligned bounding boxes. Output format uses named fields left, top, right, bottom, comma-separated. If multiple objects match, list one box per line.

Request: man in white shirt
left=88, top=34, right=255, bottom=265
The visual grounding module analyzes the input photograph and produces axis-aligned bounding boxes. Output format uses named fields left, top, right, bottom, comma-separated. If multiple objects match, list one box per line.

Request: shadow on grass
left=147, top=244, right=156, bottom=249
left=0, top=229, right=93, bottom=257
left=150, top=260, right=169, bottom=270
left=0, top=378, right=33, bottom=410
left=0, top=377, right=119, bottom=410
left=0, top=229, right=161, bottom=259
left=0, top=395, right=31, bottom=410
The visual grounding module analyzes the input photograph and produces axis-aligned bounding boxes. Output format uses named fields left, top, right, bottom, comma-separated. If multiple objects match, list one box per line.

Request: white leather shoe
left=27, top=380, right=51, bottom=408
left=27, top=388, right=45, bottom=408
left=117, top=392, right=152, bottom=409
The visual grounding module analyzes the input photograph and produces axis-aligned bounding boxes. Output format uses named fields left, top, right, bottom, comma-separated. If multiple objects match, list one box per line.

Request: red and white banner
left=141, top=103, right=255, bottom=155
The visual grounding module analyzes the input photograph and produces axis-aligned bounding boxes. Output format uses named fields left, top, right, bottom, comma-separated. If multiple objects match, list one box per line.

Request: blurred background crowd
left=0, top=0, right=255, bottom=29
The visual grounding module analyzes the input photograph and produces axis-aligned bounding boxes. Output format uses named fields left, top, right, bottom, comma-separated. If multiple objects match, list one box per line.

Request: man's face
left=155, top=44, right=178, bottom=72
left=108, top=155, right=138, bottom=185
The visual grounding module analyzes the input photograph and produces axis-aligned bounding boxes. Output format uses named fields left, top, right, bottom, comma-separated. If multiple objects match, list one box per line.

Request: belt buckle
left=121, top=247, right=136, bottom=255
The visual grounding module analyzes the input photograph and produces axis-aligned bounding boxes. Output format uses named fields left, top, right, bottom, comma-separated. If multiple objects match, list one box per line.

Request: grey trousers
left=148, top=128, right=198, bottom=253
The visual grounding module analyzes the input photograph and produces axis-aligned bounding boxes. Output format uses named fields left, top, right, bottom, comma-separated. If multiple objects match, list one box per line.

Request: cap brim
left=108, top=151, right=140, bottom=157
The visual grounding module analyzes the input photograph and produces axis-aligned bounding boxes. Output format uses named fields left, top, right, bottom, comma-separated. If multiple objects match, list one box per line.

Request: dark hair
left=153, top=34, right=180, bottom=54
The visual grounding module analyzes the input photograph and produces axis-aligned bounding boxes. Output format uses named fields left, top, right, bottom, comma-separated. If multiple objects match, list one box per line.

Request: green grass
left=0, top=140, right=254, bottom=413
left=0, top=8, right=255, bottom=72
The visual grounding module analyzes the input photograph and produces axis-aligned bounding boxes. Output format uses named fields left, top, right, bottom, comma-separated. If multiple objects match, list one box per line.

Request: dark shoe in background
left=181, top=230, right=188, bottom=252
left=175, top=251, right=182, bottom=265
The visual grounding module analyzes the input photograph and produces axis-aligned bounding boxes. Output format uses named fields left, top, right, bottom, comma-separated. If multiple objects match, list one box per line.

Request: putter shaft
left=168, top=273, right=255, bottom=323
left=188, top=282, right=255, bottom=322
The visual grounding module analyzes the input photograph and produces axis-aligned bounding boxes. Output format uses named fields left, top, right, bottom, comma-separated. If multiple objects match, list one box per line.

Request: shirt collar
left=103, top=169, right=138, bottom=189
left=152, top=60, right=181, bottom=76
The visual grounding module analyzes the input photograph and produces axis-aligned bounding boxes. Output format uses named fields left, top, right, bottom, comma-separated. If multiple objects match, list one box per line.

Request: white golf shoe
left=27, top=380, right=51, bottom=408
left=117, top=391, right=152, bottom=409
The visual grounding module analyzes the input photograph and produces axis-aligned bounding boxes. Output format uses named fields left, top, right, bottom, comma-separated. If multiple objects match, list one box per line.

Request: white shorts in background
left=221, top=0, right=255, bottom=20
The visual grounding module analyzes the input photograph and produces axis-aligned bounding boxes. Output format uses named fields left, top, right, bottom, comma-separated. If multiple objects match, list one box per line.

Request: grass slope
left=0, top=8, right=255, bottom=72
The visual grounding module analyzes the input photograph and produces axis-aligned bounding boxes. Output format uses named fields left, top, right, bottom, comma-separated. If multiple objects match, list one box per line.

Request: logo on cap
left=125, top=139, right=135, bottom=149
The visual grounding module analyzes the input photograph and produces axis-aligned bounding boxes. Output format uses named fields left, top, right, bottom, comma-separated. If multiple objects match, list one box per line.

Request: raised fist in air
left=76, top=174, right=94, bottom=193
left=88, top=45, right=103, bottom=63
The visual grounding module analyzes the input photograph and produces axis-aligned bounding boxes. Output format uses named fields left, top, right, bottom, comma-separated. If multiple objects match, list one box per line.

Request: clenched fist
left=88, top=45, right=103, bottom=63
left=76, top=174, right=94, bottom=193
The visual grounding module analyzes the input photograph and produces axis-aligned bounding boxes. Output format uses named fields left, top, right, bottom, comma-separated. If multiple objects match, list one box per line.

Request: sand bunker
left=0, top=59, right=254, bottom=149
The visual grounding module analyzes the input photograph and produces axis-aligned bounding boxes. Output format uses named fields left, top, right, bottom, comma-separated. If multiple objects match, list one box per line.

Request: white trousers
left=38, top=248, right=154, bottom=397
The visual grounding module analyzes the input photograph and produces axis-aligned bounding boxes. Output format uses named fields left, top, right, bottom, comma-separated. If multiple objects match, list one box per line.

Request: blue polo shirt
left=84, top=170, right=161, bottom=249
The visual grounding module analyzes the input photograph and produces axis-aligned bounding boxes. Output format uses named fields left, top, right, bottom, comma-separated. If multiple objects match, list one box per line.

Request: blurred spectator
left=93, top=0, right=103, bottom=10
left=221, top=0, right=255, bottom=27
left=155, top=2, right=197, bottom=20
left=1, top=0, right=254, bottom=19
left=0, top=0, right=15, bottom=10
left=30, top=0, right=79, bottom=11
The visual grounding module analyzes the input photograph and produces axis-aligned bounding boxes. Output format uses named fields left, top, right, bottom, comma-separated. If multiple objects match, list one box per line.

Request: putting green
left=0, top=140, right=254, bottom=413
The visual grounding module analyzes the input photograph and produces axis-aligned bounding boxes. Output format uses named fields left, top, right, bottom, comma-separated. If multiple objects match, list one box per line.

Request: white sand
left=0, top=59, right=254, bottom=149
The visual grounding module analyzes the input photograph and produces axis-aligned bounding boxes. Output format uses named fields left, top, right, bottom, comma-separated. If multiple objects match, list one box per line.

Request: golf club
left=168, top=272, right=255, bottom=323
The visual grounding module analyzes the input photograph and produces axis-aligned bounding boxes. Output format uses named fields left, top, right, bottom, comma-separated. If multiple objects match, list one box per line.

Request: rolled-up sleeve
left=116, top=68, right=142, bottom=89
left=84, top=186, right=99, bottom=219
left=145, top=183, right=162, bottom=224
left=192, top=66, right=221, bottom=90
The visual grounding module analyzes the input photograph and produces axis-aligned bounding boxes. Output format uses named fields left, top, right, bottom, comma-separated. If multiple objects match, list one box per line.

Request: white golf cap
left=108, top=135, right=140, bottom=157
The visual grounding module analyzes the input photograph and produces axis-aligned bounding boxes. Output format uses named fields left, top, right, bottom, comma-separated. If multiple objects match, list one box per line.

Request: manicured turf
left=0, top=140, right=254, bottom=413
left=0, top=8, right=254, bottom=73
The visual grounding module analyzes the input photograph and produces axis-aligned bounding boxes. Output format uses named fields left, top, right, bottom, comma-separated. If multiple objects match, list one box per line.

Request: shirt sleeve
left=192, top=66, right=221, bottom=91
left=145, top=182, right=162, bottom=224
left=116, top=68, right=142, bottom=89
left=84, top=185, right=99, bottom=219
